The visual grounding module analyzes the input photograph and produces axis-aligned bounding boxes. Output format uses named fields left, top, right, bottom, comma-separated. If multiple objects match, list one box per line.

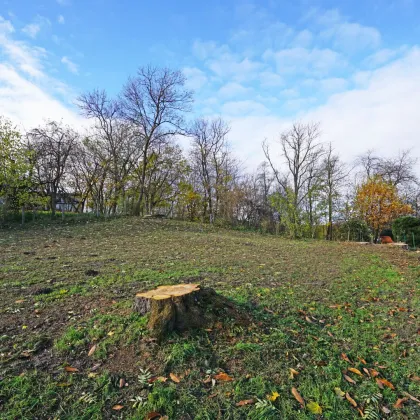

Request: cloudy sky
left=1, top=0, right=419, bottom=171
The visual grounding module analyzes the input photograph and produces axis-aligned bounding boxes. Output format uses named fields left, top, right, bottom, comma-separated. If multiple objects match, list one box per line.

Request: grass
left=0, top=217, right=419, bottom=419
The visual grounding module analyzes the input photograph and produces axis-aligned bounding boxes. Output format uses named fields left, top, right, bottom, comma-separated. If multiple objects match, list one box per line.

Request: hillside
left=1, top=218, right=419, bottom=419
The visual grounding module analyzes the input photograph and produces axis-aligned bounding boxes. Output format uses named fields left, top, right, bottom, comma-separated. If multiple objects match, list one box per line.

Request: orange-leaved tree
left=355, top=176, right=412, bottom=242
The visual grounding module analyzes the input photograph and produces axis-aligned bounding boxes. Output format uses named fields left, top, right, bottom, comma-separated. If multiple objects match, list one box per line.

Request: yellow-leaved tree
left=355, top=176, right=412, bottom=242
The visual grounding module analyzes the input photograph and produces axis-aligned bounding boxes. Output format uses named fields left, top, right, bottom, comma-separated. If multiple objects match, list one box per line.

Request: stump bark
left=134, top=284, right=236, bottom=338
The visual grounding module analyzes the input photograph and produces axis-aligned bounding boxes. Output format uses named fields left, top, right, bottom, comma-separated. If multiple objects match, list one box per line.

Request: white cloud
left=303, top=77, right=349, bottom=92
left=208, top=55, right=264, bottom=81
left=218, top=82, right=250, bottom=99
left=22, top=23, right=41, bottom=38
left=291, top=30, right=313, bottom=48
left=192, top=39, right=228, bottom=60
left=364, top=47, right=408, bottom=67
left=0, top=64, right=81, bottom=129
left=58, top=15, right=65, bottom=24
left=263, top=47, right=345, bottom=76
left=259, top=71, right=283, bottom=87
left=305, top=9, right=380, bottom=52
left=221, top=100, right=269, bottom=116
left=321, top=22, right=381, bottom=51
left=280, top=88, right=299, bottom=97
left=183, top=67, right=207, bottom=90
left=22, top=16, right=51, bottom=39
left=1, top=18, right=47, bottom=79
left=224, top=48, right=420, bottom=172
left=0, top=15, right=14, bottom=34
left=56, top=0, right=70, bottom=5
left=61, top=56, right=79, bottom=74
left=284, top=97, right=318, bottom=111
left=313, top=9, right=342, bottom=25
left=0, top=15, right=81, bottom=129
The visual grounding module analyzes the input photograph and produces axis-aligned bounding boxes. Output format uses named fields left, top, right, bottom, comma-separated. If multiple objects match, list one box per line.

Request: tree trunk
left=51, top=190, right=56, bottom=216
left=134, top=284, right=238, bottom=339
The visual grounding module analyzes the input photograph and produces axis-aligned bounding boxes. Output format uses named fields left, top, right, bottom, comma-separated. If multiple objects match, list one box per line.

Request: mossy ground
left=1, top=218, right=419, bottom=419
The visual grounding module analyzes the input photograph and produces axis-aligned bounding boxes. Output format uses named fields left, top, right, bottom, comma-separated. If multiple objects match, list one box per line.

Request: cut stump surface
left=135, top=284, right=238, bottom=338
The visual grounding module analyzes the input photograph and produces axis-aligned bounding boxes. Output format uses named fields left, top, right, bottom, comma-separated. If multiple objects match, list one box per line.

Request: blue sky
left=1, top=0, right=420, bottom=169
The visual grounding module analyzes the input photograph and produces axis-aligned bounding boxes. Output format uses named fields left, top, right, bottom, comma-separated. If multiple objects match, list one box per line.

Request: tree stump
left=134, top=284, right=237, bottom=338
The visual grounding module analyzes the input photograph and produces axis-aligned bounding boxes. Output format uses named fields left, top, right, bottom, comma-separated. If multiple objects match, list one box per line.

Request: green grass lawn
left=0, top=218, right=419, bottom=419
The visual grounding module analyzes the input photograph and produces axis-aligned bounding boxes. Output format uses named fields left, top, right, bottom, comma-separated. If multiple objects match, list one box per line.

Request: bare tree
left=78, top=90, right=141, bottom=214
left=27, top=121, right=78, bottom=215
left=190, top=117, right=231, bottom=222
left=322, top=143, right=350, bottom=240
left=356, top=149, right=418, bottom=187
left=120, top=66, right=193, bottom=215
left=356, top=149, right=379, bottom=179
left=376, top=149, right=418, bottom=187
left=263, top=122, right=324, bottom=236
left=304, top=160, right=324, bottom=238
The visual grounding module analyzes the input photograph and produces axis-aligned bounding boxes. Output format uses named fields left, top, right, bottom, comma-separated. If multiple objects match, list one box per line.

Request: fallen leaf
left=307, top=401, right=322, bottom=414
left=348, top=368, right=363, bottom=377
left=170, top=373, right=180, bottom=383
left=369, top=369, right=380, bottom=377
left=363, top=368, right=370, bottom=377
left=236, top=399, right=254, bottom=406
left=119, top=378, right=125, bottom=388
left=289, top=368, right=299, bottom=379
left=90, top=363, right=101, bottom=371
left=410, top=375, right=420, bottom=382
left=376, top=378, right=384, bottom=389
left=344, top=374, right=356, bottom=384
left=156, top=376, right=167, bottom=382
left=145, top=412, right=161, bottom=420
left=358, top=357, right=367, bottom=365
left=345, top=392, right=357, bottom=407
left=376, top=378, right=395, bottom=390
left=214, top=372, right=233, bottom=382
left=334, top=387, right=345, bottom=398
left=268, top=391, right=280, bottom=402
left=88, top=345, right=96, bottom=356
left=112, top=405, right=124, bottom=410
left=402, top=391, right=420, bottom=403
left=291, top=387, right=305, bottom=407
left=64, top=366, right=79, bottom=373
left=56, top=382, right=71, bottom=387
left=381, top=406, right=391, bottom=414
left=341, top=353, right=351, bottom=363
left=305, top=316, right=313, bottom=323
left=15, top=300, right=25, bottom=304
left=394, top=397, right=408, bottom=408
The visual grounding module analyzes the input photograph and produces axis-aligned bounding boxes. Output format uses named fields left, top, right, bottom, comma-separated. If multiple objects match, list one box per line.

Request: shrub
left=336, top=219, right=371, bottom=242
left=392, top=216, right=420, bottom=248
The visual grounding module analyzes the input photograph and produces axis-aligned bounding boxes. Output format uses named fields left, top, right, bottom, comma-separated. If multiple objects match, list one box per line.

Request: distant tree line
left=1, top=65, right=419, bottom=241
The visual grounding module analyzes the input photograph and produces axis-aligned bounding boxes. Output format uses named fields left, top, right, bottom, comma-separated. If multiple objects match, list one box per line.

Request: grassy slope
left=0, top=218, right=419, bottom=419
